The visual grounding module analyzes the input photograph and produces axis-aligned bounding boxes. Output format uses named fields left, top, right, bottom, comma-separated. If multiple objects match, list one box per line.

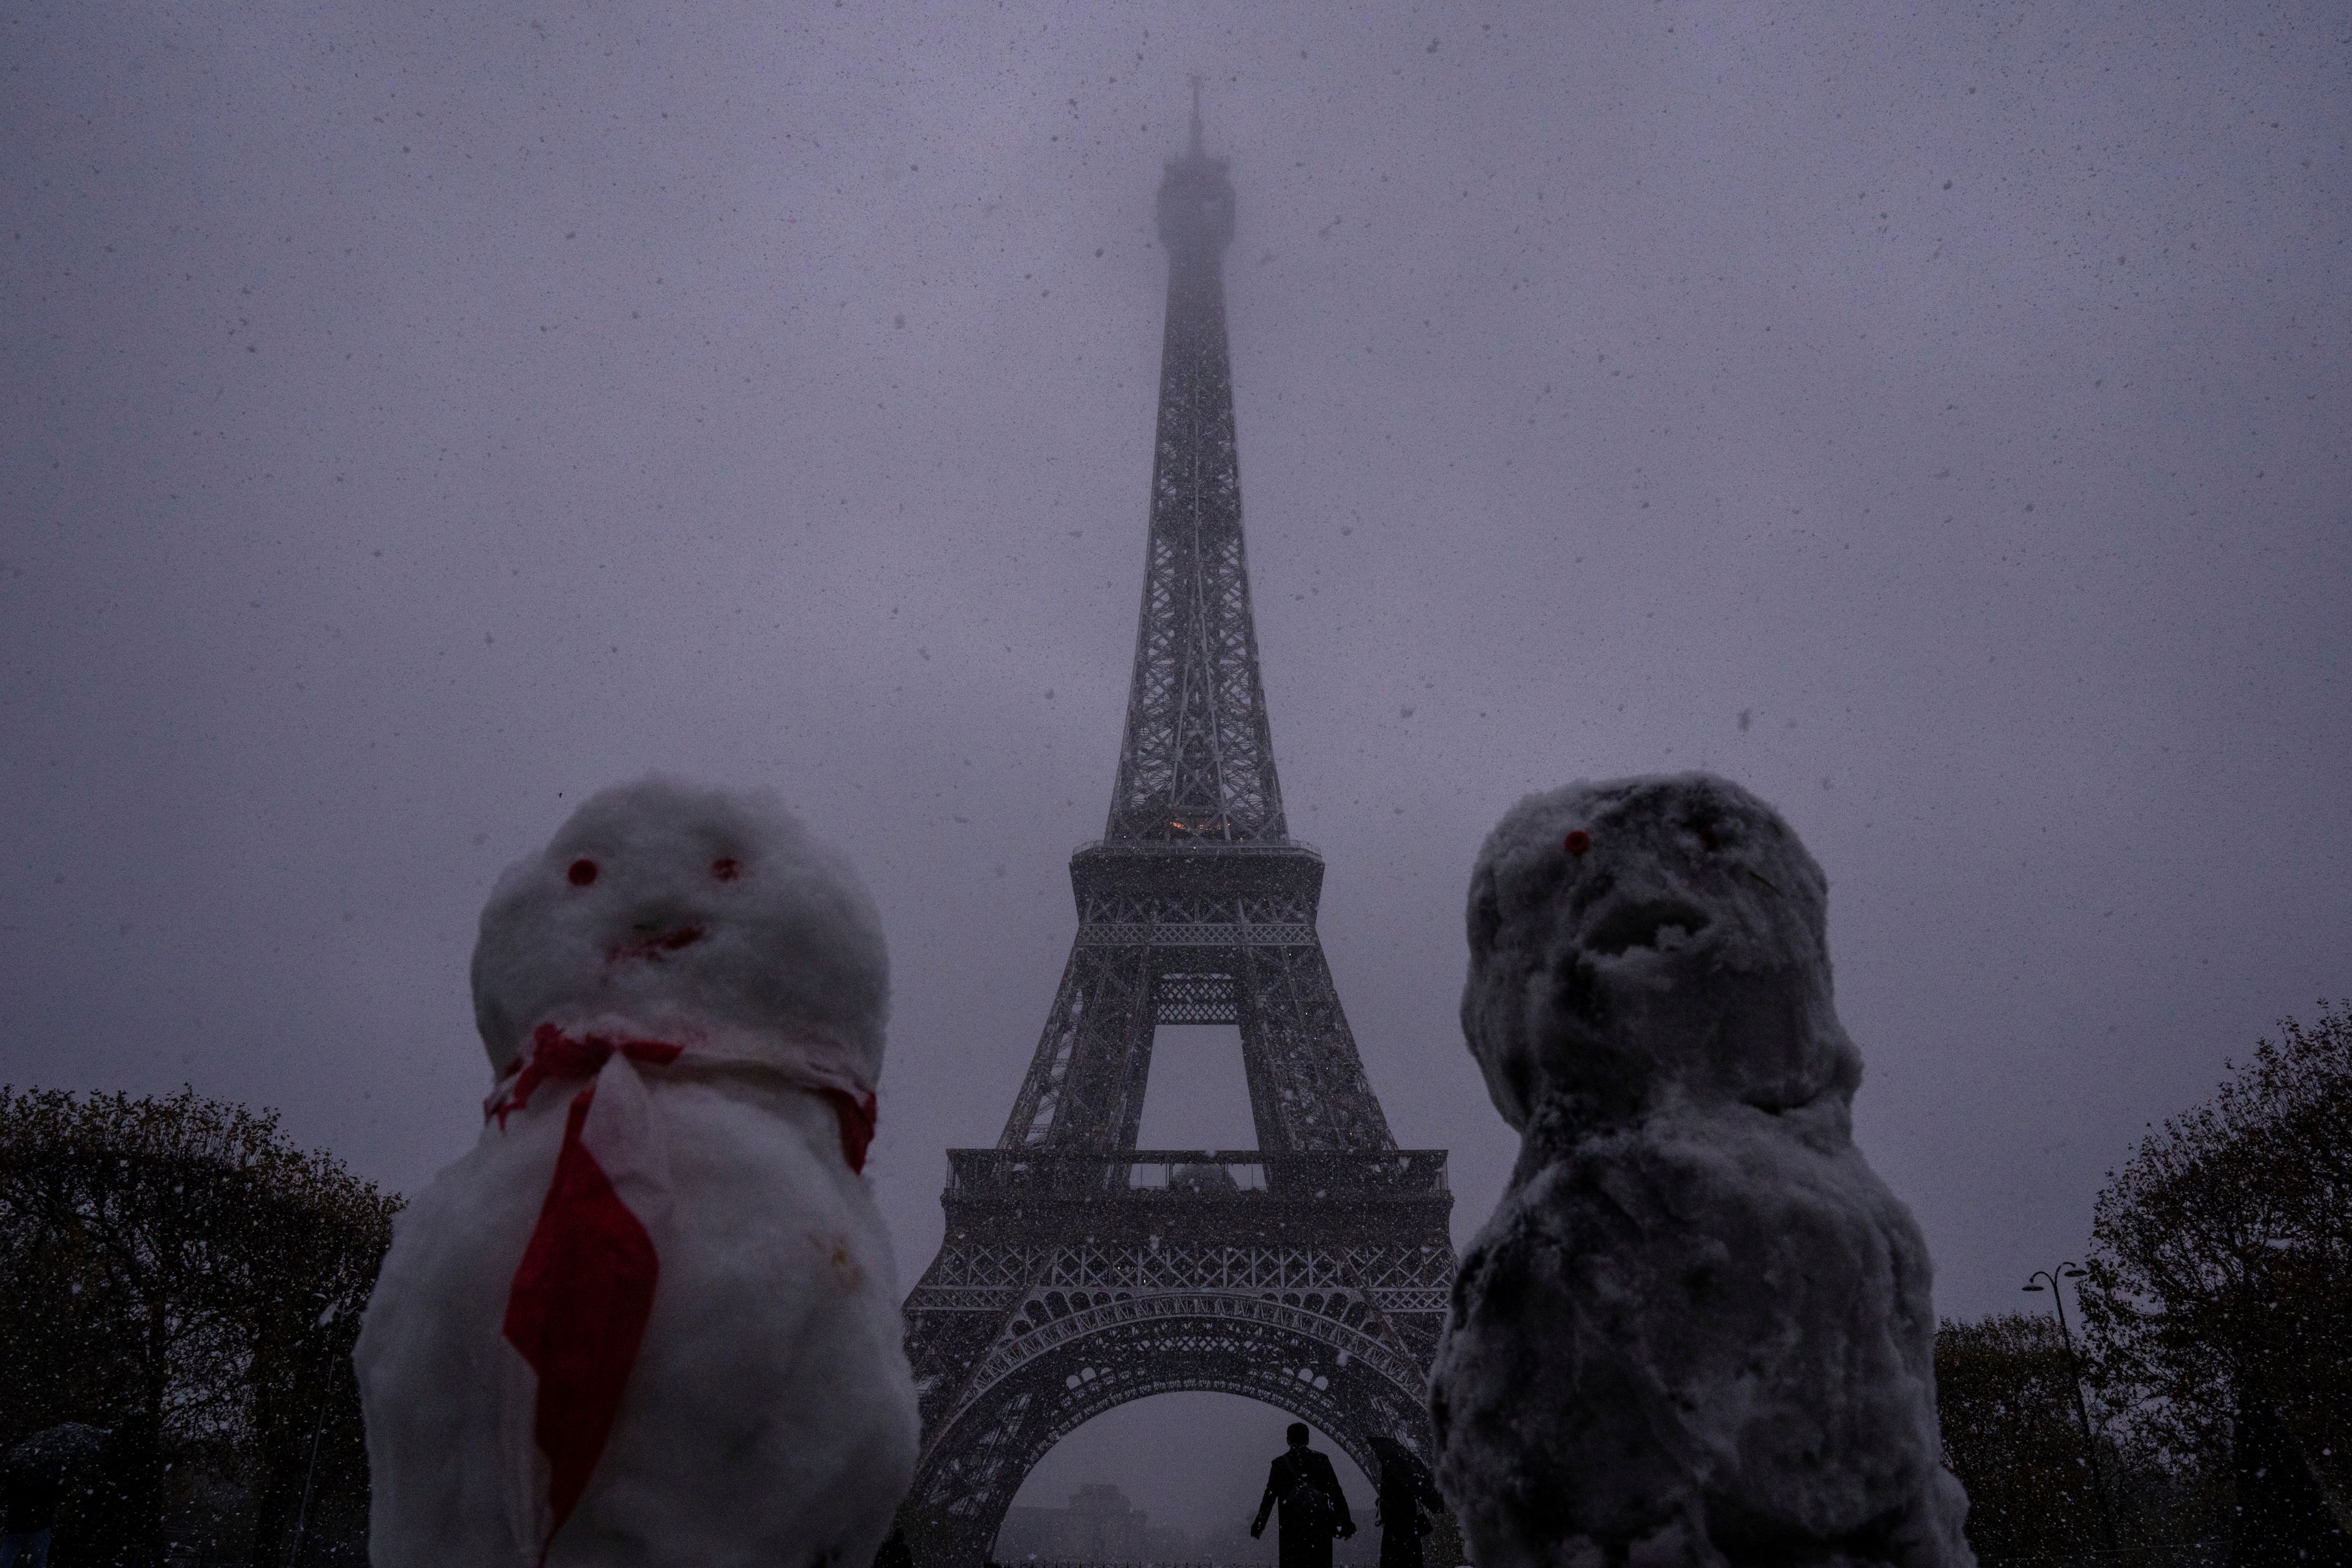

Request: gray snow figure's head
left=470, top=777, right=889, bottom=1081
left=1461, top=773, right=1858, bottom=1129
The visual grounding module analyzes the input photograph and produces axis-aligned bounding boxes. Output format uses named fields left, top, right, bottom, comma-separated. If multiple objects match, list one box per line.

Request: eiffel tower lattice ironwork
left=893, top=93, right=1458, bottom=1567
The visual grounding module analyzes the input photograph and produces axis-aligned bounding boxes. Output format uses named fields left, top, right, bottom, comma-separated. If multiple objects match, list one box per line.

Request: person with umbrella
left=1251, top=1422, right=1356, bottom=1568
left=1, top=1424, right=105, bottom=1568
left=1368, top=1436, right=1446, bottom=1568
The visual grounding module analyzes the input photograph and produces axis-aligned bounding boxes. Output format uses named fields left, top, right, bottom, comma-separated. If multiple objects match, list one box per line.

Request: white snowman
left=356, top=777, right=919, bottom=1568
left=1430, top=774, right=1973, bottom=1568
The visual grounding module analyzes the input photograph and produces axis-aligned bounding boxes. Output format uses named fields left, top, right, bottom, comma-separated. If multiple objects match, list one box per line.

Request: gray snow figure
left=1428, top=774, right=1973, bottom=1568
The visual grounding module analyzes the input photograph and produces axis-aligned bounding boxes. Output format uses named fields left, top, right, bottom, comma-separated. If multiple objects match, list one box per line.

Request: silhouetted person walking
left=1251, top=1423, right=1355, bottom=1568
left=1368, top=1436, right=1444, bottom=1568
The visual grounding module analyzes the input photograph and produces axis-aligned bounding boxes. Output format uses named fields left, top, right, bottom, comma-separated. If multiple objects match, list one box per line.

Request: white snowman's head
left=469, top=777, right=889, bottom=1082
left=1460, top=772, right=1858, bottom=1131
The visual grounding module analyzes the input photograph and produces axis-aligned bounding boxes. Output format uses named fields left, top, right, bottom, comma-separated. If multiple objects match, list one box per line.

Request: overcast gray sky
left=6, top=0, right=2348, bottom=1540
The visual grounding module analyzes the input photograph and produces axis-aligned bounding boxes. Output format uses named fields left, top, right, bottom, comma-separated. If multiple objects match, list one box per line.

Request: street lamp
left=2023, top=1262, right=2119, bottom=1554
left=284, top=1298, right=342, bottom=1568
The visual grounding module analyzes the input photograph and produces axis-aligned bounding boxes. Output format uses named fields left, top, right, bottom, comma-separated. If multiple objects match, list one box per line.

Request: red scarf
left=486, top=1021, right=876, bottom=1564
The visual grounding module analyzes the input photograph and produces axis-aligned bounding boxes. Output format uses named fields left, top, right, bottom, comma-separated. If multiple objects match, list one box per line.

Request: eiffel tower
left=893, top=92, right=1458, bottom=1567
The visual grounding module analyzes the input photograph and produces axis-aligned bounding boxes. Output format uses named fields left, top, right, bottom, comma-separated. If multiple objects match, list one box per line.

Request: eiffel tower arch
left=894, top=92, right=1459, bottom=1567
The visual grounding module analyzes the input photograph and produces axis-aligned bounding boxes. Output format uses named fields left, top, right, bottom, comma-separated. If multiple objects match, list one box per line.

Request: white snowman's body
left=357, top=778, right=918, bottom=1568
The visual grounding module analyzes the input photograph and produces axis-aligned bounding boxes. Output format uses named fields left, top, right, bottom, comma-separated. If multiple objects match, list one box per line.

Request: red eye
left=1562, top=831, right=1591, bottom=858
left=710, top=858, right=741, bottom=883
left=567, top=859, right=598, bottom=886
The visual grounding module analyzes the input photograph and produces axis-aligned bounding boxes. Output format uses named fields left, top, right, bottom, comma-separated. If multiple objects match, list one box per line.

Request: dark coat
left=1253, top=1447, right=1355, bottom=1568
left=1374, top=1453, right=1445, bottom=1568
left=1, top=1447, right=66, bottom=1536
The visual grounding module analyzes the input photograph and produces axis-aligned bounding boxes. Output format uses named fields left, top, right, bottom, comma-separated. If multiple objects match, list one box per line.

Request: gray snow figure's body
left=1429, top=774, right=1972, bottom=1568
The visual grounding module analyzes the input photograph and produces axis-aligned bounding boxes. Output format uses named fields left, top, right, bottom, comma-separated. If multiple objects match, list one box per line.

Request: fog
left=6, top=0, right=2348, bottom=1542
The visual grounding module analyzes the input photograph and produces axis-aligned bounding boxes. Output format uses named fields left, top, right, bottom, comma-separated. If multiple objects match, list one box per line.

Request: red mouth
left=606, top=925, right=706, bottom=964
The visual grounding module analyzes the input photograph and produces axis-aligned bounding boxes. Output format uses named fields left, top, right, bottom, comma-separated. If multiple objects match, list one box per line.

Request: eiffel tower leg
left=892, top=1372, right=1063, bottom=1568
left=1238, top=941, right=1396, bottom=1150
left=1054, top=943, right=1155, bottom=1154
left=994, top=944, right=1084, bottom=1151
left=995, top=941, right=1155, bottom=1153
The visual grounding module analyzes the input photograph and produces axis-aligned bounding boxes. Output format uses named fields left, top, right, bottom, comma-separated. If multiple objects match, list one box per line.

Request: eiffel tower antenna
left=892, top=103, right=1461, bottom=1567
left=1107, top=75, right=1273, bottom=849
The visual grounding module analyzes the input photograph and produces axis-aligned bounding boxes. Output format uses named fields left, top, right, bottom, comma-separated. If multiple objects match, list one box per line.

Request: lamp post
left=284, top=1298, right=342, bottom=1568
left=2023, top=1262, right=2119, bottom=1555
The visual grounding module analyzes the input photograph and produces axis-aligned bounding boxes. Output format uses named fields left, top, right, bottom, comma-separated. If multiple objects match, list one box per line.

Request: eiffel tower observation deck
left=894, top=92, right=1459, bottom=1566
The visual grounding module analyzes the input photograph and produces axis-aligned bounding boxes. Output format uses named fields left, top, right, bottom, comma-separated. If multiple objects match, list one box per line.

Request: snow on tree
left=1429, top=774, right=1972, bottom=1568
left=356, top=776, right=918, bottom=1567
